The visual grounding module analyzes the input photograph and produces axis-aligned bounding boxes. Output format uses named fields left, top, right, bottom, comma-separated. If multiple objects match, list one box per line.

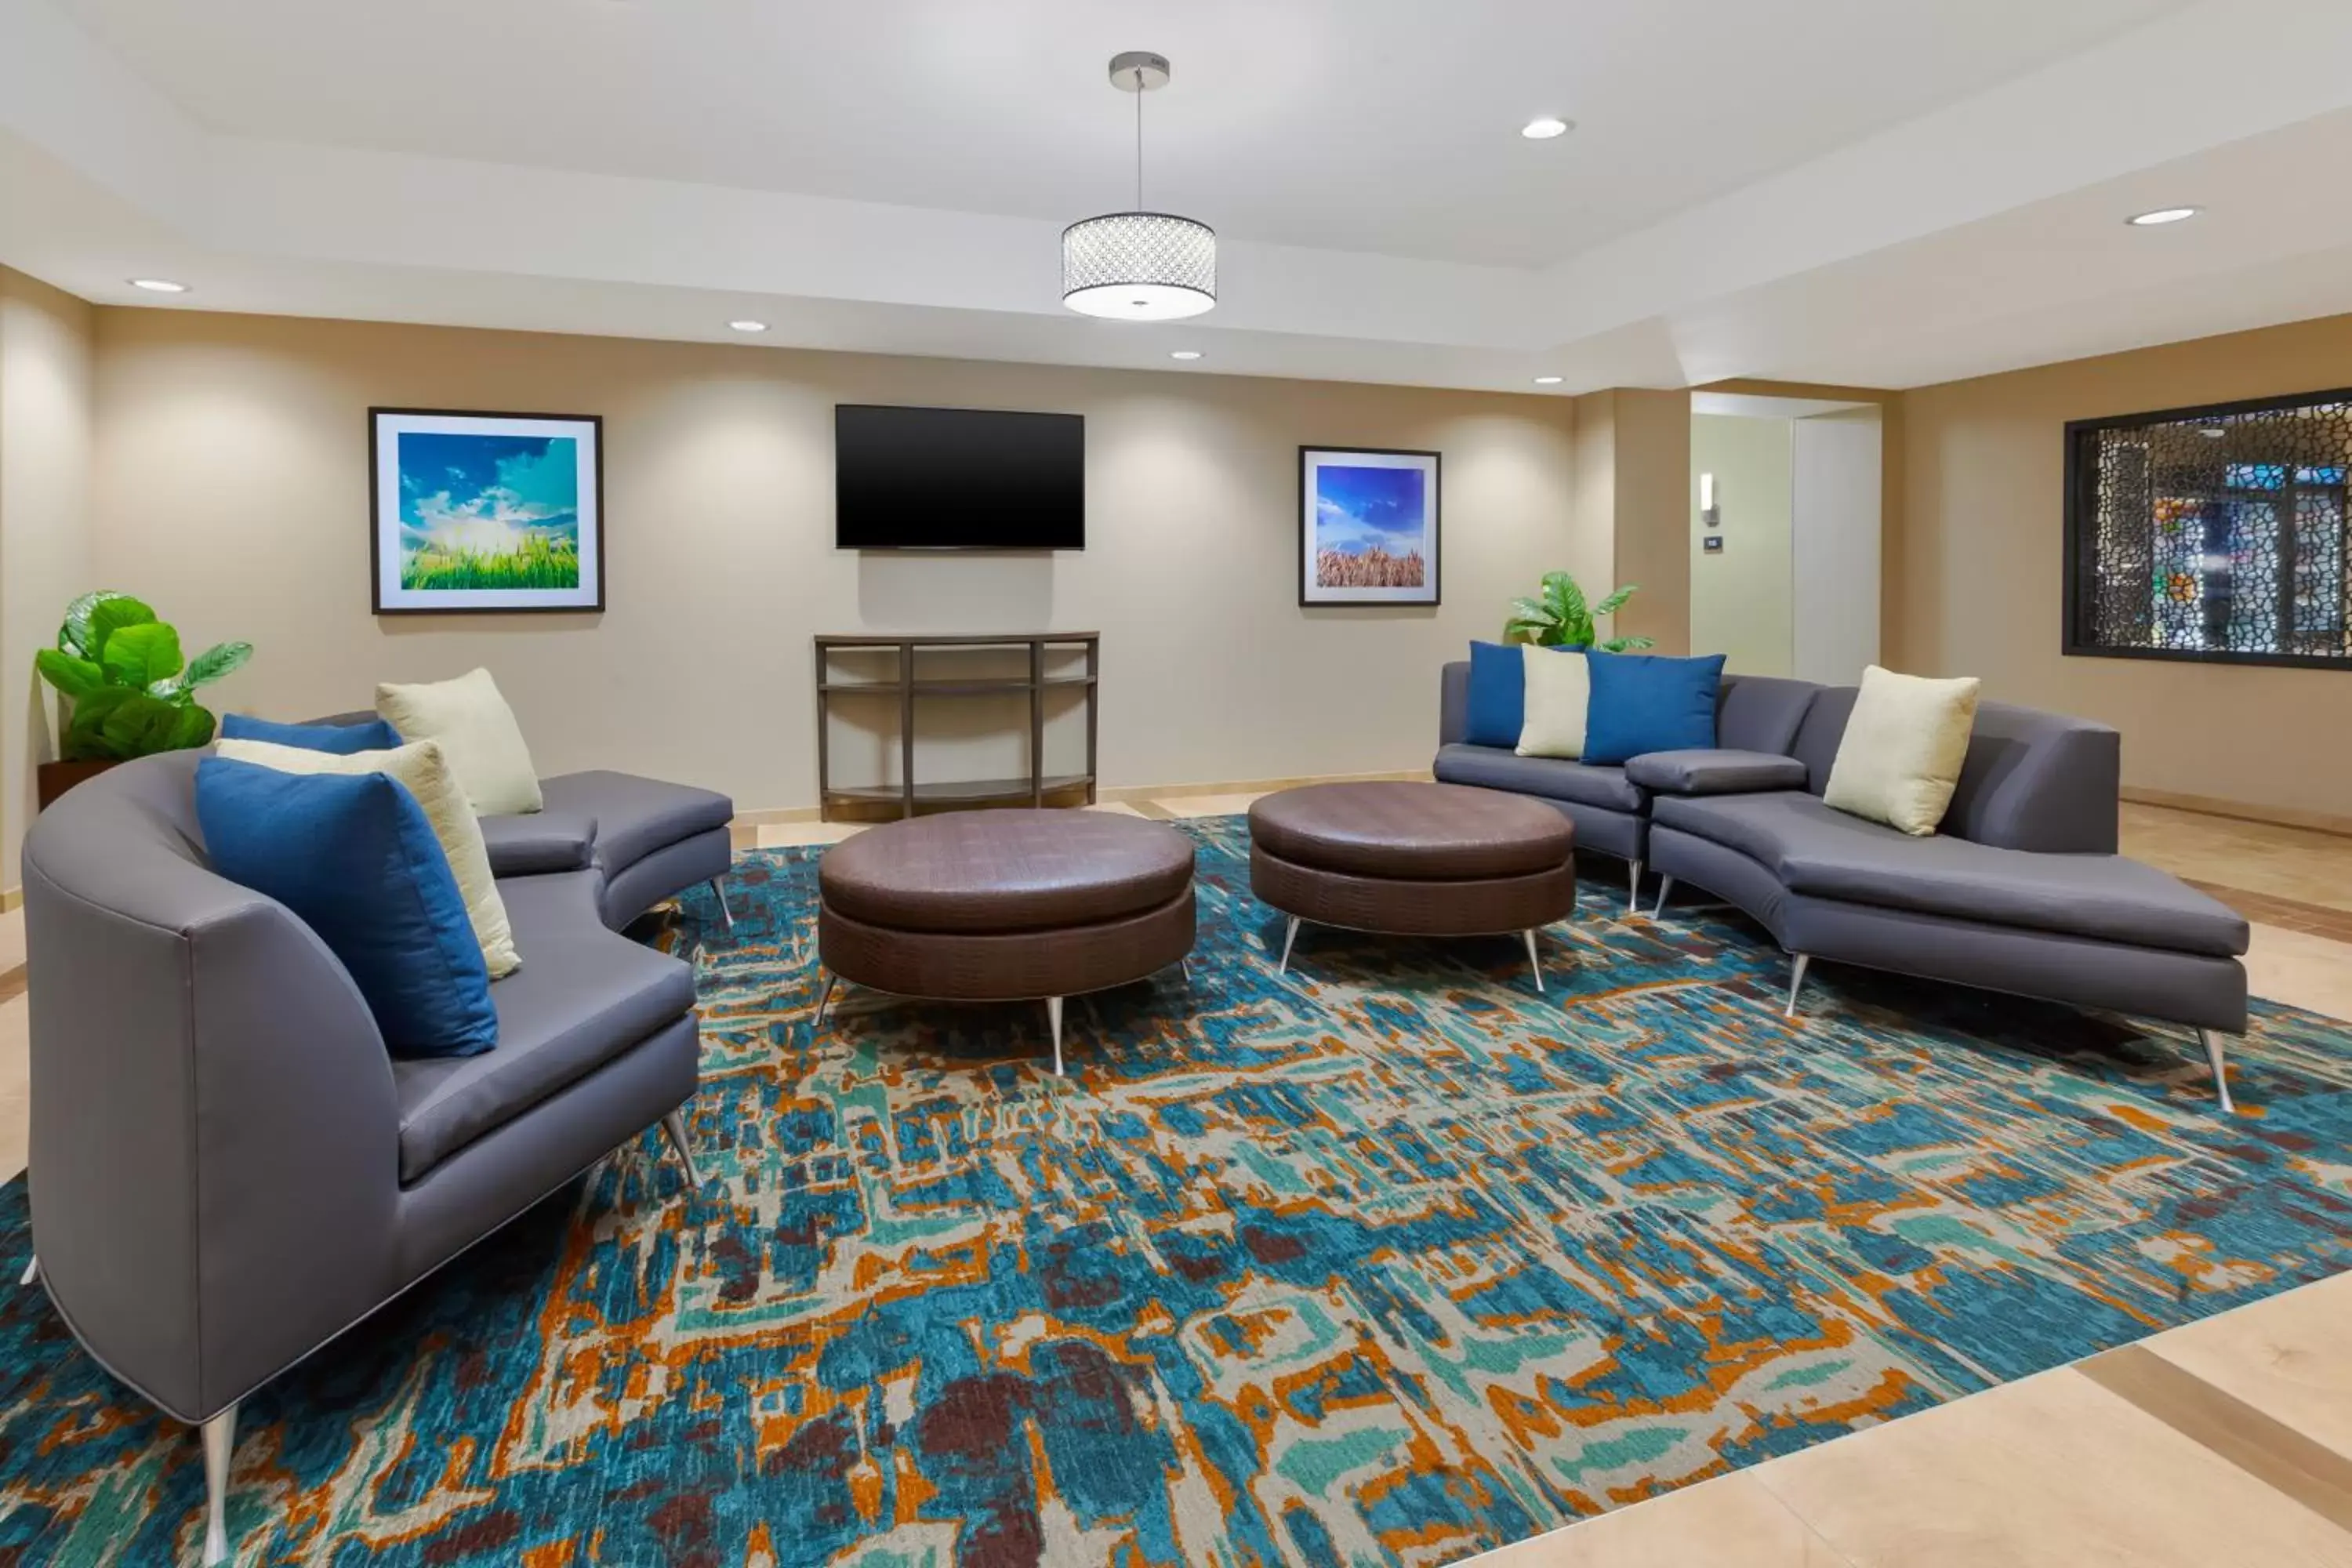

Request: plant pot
left=37, top=758, right=122, bottom=811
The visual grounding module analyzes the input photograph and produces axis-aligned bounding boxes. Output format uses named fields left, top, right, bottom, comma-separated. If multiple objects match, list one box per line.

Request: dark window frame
left=2063, top=385, right=2352, bottom=671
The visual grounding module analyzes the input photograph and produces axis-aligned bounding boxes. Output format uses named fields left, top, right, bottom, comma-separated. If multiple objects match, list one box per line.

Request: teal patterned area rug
left=3, top=816, right=2351, bottom=1565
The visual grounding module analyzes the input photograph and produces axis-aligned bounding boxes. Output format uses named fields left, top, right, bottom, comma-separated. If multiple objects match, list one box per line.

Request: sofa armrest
left=479, top=810, right=598, bottom=876
left=24, top=856, right=401, bottom=1421
left=1624, top=749, right=1809, bottom=797
left=1439, top=661, right=1470, bottom=748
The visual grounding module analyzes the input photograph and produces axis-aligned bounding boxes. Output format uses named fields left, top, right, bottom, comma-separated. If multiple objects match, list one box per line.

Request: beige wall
left=1690, top=412, right=1793, bottom=675
left=0, top=267, right=96, bottom=887
left=1572, top=387, right=1690, bottom=652
left=1896, top=311, right=2352, bottom=818
left=90, top=311, right=1598, bottom=812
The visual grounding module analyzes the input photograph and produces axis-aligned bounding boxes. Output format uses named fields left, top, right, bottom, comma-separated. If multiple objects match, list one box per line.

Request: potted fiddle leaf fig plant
left=1504, top=570, right=1655, bottom=652
left=33, top=591, right=252, bottom=808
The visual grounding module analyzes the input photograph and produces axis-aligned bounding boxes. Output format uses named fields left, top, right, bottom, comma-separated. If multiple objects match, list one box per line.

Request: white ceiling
left=8, top=0, right=2352, bottom=394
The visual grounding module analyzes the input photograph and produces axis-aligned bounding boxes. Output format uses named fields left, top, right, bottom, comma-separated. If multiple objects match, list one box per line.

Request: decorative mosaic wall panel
left=2066, top=388, right=2352, bottom=668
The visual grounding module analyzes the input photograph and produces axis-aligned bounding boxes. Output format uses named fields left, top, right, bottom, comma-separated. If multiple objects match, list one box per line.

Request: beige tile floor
left=1, top=799, right=2347, bottom=1563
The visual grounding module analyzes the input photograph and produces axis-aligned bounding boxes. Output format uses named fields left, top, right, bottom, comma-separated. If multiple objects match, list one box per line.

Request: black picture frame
left=1298, top=445, right=1443, bottom=607
left=2063, top=384, right=2352, bottom=670
left=369, top=407, right=606, bottom=615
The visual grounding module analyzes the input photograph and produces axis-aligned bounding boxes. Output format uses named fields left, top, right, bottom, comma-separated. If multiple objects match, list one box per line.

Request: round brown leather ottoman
left=815, top=809, right=1196, bottom=1074
left=1248, top=782, right=1575, bottom=990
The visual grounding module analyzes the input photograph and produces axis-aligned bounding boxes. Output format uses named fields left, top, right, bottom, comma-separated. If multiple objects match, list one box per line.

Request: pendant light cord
left=1134, top=68, right=1145, bottom=209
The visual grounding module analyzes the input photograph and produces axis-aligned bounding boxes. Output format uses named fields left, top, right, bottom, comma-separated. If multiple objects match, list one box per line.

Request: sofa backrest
left=1715, top=674, right=1820, bottom=756
left=1439, top=661, right=1471, bottom=747
left=1789, top=687, right=2120, bottom=852
left=21, top=750, right=401, bottom=1421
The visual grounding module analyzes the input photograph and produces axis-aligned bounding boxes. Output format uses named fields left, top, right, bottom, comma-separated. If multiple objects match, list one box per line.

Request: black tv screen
left=834, top=405, right=1085, bottom=550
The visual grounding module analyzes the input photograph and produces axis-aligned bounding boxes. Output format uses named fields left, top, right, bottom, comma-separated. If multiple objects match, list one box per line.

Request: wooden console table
left=813, top=632, right=1099, bottom=821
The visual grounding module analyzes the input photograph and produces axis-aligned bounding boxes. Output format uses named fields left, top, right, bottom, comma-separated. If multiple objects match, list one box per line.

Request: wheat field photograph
left=1301, top=448, right=1440, bottom=604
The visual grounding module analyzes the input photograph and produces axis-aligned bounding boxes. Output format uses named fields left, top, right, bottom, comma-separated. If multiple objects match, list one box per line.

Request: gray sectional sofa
left=1436, top=662, right=2250, bottom=1109
left=19, top=737, right=734, bottom=1563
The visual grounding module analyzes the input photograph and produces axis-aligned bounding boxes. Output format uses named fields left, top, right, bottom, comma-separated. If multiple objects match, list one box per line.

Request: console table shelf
left=814, top=632, right=1099, bottom=821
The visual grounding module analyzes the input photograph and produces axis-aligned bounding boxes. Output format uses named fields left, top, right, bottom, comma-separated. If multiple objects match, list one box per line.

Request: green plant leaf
left=1599, top=635, right=1657, bottom=652
left=180, top=641, right=251, bottom=689
left=72, top=593, right=157, bottom=665
left=166, top=703, right=218, bottom=750
left=34, top=649, right=107, bottom=701
left=150, top=641, right=253, bottom=703
left=1593, top=584, right=1639, bottom=616
left=98, top=692, right=187, bottom=759
left=59, top=591, right=136, bottom=660
left=62, top=687, right=136, bottom=760
left=101, top=622, right=183, bottom=688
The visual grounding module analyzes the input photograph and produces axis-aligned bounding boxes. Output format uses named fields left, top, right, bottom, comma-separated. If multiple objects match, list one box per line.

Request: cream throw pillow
left=376, top=668, right=543, bottom=816
left=1515, top=645, right=1592, bottom=759
left=1823, top=666, right=1982, bottom=837
left=218, top=736, right=522, bottom=978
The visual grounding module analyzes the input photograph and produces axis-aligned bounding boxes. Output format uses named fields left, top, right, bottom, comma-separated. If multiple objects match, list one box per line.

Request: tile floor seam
left=2078, top=1344, right=2352, bottom=1537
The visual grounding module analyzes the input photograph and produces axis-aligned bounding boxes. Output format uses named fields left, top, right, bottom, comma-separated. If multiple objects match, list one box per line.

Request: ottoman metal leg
left=1627, top=858, right=1643, bottom=915
left=1523, top=929, right=1544, bottom=995
left=1047, top=996, right=1065, bottom=1076
left=709, top=878, right=735, bottom=931
left=1278, top=916, right=1301, bottom=974
left=1653, top=874, right=1677, bottom=920
left=20, top=1257, right=35, bottom=1287
left=813, top=971, right=837, bottom=1031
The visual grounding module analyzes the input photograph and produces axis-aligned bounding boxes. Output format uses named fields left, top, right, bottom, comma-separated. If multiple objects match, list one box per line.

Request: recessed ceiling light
left=1521, top=117, right=1573, bottom=140
left=728, top=319, right=769, bottom=332
left=2127, top=206, right=2200, bottom=227
left=1170, top=350, right=1203, bottom=360
left=1533, top=375, right=1564, bottom=385
left=128, top=278, right=188, bottom=293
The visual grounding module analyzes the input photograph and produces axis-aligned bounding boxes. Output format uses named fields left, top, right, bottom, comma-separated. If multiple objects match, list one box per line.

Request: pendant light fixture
left=1062, top=52, right=1217, bottom=321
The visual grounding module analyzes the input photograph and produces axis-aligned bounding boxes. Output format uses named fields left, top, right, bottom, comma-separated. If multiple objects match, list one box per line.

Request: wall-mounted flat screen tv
left=835, top=404, right=1085, bottom=550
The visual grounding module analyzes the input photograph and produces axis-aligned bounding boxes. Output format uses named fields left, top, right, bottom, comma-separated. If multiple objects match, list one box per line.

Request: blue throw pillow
left=1581, top=652, right=1729, bottom=764
left=1464, top=641, right=1530, bottom=748
left=195, top=758, right=497, bottom=1058
left=220, top=713, right=401, bottom=754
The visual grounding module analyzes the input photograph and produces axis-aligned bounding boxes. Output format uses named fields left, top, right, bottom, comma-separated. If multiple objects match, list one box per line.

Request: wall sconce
left=1699, top=471, right=1721, bottom=528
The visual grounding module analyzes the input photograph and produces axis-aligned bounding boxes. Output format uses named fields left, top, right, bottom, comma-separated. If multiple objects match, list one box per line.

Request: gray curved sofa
left=1436, top=662, right=2249, bottom=1110
left=19, top=742, right=734, bottom=1563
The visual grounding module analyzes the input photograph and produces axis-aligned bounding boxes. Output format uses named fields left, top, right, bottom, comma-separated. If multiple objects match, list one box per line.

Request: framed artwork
left=370, top=408, right=604, bottom=613
left=1298, top=446, right=1441, bottom=605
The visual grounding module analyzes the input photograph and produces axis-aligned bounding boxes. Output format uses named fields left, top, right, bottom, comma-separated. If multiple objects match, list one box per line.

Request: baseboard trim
left=2122, top=786, right=2352, bottom=841
left=729, top=768, right=1431, bottom=828
left=0, top=887, right=18, bottom=913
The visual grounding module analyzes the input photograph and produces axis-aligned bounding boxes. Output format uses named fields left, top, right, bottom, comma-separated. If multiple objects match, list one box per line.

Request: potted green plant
left=33, top=591, right=252, bottom=808
left=1504, top=571, right=1655, bottom=652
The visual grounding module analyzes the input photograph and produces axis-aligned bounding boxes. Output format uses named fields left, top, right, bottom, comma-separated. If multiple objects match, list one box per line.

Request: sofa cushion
left=1432, top=744, right=1643, bottom=813
left=377, top=668, right=544, bottom=816
left=195, top=759, right=499, bottom=1058
left=1625, top=750, right=1809, bottom=797
left=219, top=736, right=521, bottom=979
left=1652, top=792, right=2247, bottom=957
left=1824, top=666, right=1982, bottom=836
left=537, top=771, right=732, bottom=873
left=220, top=713, right=401, bottom=753
left=1515, top=645, right=1591, bottom=759
left=1581, top=652, right=1726, bottom=764
left=479, top=810, right=598, bottom=877
left=1463, top=641, right=1527, bottom=749
left=390, top=870, right=696, bottom=1182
